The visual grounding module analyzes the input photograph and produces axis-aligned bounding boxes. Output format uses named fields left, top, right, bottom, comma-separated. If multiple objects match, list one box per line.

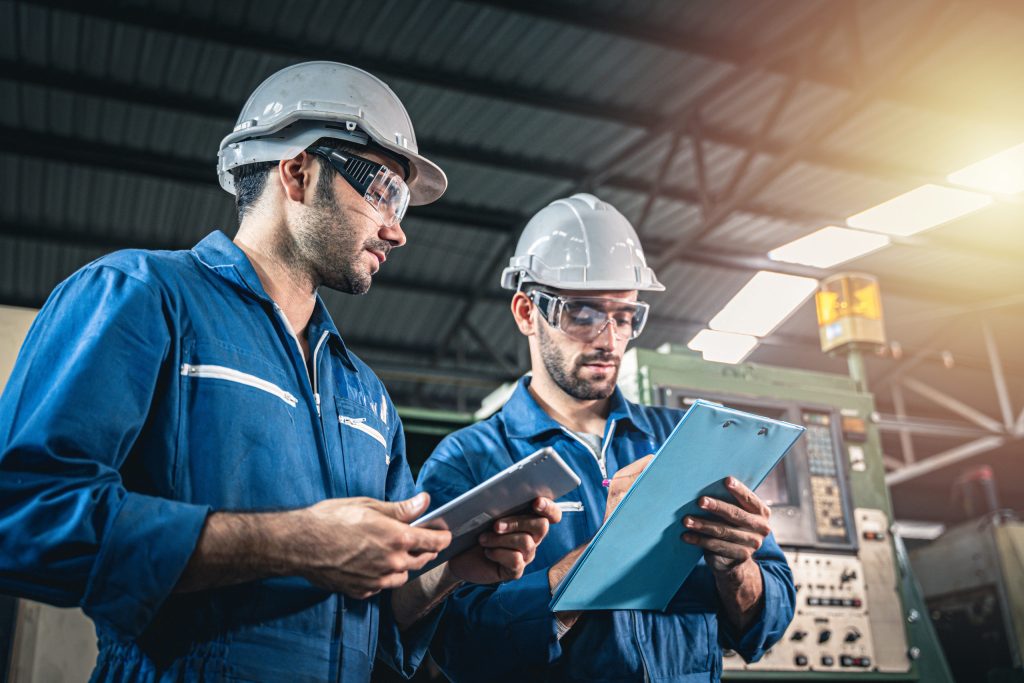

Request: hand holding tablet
left=412, top=447, right=581, bottom=574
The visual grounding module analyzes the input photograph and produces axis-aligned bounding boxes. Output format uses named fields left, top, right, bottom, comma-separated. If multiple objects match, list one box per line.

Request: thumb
left=378, top=492, right=430, bottom=522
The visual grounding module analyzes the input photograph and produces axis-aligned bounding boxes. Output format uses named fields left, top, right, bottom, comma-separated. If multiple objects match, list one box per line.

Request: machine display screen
left=756, top=466, right=793, bottom=507
left=680, top=397, right=794, bottom=507
left=666, top=385, right=856, bottom=551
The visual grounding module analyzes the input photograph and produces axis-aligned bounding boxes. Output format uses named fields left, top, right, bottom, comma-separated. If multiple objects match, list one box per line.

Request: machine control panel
left=724, top=515, right=912, bottom=675
left=724, top=550, right=877, bottom=673
left=804, top=411, right=850, bottom=542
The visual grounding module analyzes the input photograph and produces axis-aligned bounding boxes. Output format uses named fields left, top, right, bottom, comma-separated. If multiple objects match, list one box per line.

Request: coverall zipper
left=179, top=364, right=298, bottom=407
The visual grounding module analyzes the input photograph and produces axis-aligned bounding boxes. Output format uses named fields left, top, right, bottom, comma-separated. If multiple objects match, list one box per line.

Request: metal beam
left=580, top=3, right=842, bottom=193
left=22, top=0, right=1001, bottom=158
left=653, top=2, right=974, bottom=267
left=883, top=455, right=905, bottom=471
left=890, top=384, right=916, bottom=464
left=0, top=224, right=841, bottom=356
left=2, top=129, right=1001, bottom=307
left=885, top=435, right=1007, bottom=486
left=872, top=323, right=959, bottom=393
left=460, top=0, right=1020, bottom=127
left=901, top=377, right=1005, bottom=433
left=20, top=0, right=657, bottom=130
left=981, top=319, right=1015, bottom=430
left=875, top=413, right=999, bottom=441
left=0, top=203, right=1011, bottom=319
left=464, top=320, right=521, bottom=376
left=0, top=59, right=938, bottom=223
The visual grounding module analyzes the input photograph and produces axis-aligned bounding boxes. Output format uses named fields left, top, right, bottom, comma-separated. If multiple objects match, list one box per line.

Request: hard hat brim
left=218, top=108, right=447, bottom=205
left=384, top=143, right=447, bottom=206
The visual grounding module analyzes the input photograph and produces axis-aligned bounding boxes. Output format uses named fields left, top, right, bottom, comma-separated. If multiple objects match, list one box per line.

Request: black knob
left=818, top=629, right=832, bottom=643
left=845, top=630, right=861, bottom=643
left=795, top=655, right=808, bottom=667
left=821, top=655, right=835, bottom=667
left=790, top=630, right=807, bottom=641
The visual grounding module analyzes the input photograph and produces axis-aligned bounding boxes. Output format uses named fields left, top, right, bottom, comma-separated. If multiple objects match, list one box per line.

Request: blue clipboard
left=549, top=399, right=805, bottom=612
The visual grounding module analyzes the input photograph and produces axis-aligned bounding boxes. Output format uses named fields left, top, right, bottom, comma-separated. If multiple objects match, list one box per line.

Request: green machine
left=617, top=344, right=954, bottom=682
left=909, top=512, right=1024, bottom=682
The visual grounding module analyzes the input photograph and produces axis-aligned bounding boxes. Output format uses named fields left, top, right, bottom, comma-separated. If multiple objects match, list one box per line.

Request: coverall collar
left=503, top=375, right=655, bottom=440
left=191, top=231, right=354, bottom=369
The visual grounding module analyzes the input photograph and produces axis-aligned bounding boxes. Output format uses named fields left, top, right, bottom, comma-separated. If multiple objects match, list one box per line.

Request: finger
left=612, top=454, right=654, bottom=481
left=681, top=533, right=753, bottom=562
left=403, top=550, right=440, bottom=572
left=724, top=477, right=771, bottom=518
left=682, top=516, right=763, bottom=550
left=378, top=570, right=411, bottom=590
left=399, top=526, right=452, bottom=554
left=698, top=497, right=771, bottom=536
left=533, top=497, right=562, bottom=524
left=493, top=515, right=550, bottom=542
left=479, top=531, right=537, bottom=558
left=483, top=547, right=526, bottom=576
left=374, top=492, right=431, bottom=522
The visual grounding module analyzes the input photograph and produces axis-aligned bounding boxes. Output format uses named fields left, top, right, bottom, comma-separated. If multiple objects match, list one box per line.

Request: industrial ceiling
left=2, top=0, right=1022, bottom=522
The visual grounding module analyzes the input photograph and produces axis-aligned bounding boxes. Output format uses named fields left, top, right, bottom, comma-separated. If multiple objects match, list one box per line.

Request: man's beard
left=537, top=322, right=619, bottom=400
left=293, top=175, right=390, bottom=296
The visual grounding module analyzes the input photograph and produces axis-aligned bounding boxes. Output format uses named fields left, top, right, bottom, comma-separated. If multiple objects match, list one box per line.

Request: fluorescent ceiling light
left=769, top=226, right=890, bottom=268
left=846, top=184, right=993, bottom=236
left=709, top=271, right=819, bottom=337
left=687, top=329, right=758, bottom=365
left=947, top=143, right=1024, bottom=194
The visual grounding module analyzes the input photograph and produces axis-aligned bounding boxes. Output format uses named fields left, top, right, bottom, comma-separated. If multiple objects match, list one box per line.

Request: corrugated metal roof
left=2, top=0, right=1022, bottom=423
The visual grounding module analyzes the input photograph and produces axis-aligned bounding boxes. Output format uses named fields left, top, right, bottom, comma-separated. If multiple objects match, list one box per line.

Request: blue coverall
left=417, top=377, right=796, bottom=682
left=0, top=232, right=436, bottom=681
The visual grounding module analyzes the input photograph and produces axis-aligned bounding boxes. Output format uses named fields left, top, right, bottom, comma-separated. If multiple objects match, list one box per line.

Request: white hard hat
left=501, top=193, right=665, bottom=292
left=217, top=61, right=446, bottom=205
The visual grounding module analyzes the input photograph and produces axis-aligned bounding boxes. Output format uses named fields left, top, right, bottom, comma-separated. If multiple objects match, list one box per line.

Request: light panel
left=687, top=329, right=758, bottom=365
left=709, top=271, right=819, bottom=337
left=947, top=143, right=1024, bottom=194
left=769, top=226, right=890, bottom=268
left=846, top=184, right=992, bottom=236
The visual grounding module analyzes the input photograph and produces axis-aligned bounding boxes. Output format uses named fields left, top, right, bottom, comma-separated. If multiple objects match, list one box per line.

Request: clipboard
left=549, top=399, right=804, bottom=612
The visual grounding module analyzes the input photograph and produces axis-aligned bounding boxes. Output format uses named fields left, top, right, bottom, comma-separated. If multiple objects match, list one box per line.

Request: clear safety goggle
left=309, top=145, right=410, bottom=227
left=528, top=290, right=650, bottom=343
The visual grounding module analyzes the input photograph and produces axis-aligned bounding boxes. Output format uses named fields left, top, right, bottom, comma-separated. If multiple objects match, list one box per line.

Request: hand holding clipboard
left=549, top=400, right=804, bottom=612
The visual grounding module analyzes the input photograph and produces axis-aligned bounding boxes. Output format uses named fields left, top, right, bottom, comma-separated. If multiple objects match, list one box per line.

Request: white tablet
left=412, top=447, right=581, bottom=573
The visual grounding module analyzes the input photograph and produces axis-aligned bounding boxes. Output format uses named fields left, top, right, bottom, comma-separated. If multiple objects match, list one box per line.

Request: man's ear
left=277, top=152, right=318, bottom=203
left=511, top=291, right=536, bottom=337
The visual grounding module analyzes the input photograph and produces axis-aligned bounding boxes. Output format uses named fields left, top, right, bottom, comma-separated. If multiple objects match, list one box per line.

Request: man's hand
left=681, top=476, right=771, bottom=573
left=682, top=476, right=770, bottom=633
left=448, top=497, right=562, bottom=584
left=603, top=454, right=654, bottom=522
left=296, top=492, right=452, bottom=599
left=546, top=455, right=654, bottom=636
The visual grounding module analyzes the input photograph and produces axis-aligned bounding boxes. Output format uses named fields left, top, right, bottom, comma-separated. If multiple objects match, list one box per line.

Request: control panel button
left=821, top=655, right=834, bottom=667
left=794, top=655, right=808, bottom=667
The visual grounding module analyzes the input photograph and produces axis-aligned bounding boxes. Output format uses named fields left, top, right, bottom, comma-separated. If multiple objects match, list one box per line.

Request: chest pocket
left=177, top=340, right=316, bottom=508
left=335, top=397, right=390, bottom=499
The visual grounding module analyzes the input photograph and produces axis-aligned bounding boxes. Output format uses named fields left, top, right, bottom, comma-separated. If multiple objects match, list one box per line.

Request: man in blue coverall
left=0, top=62, right=560, bottom=681
left=417, top=193, right=797, bottom=682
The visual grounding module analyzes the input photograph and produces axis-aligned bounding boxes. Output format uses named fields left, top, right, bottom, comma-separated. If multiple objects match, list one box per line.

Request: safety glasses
left=529, top=290, right=650, bottom=343
left=309, top=145, right=410, bottom=227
